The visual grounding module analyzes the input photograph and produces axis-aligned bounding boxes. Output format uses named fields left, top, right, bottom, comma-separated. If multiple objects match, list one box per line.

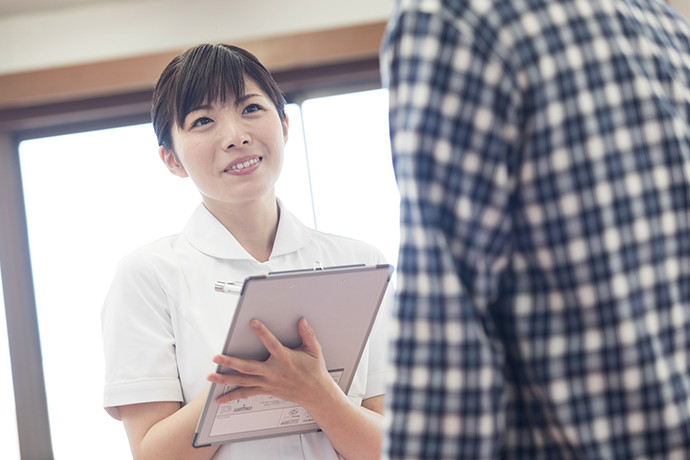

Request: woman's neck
left=203, top=194, right=280, bottom=263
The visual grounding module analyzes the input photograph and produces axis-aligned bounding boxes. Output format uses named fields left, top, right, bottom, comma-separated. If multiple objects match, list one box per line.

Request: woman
left=101, top=44, right=389, bottom=460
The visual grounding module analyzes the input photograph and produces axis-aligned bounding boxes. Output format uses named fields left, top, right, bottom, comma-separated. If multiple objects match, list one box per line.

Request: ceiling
left=0, top=0, right=115, bottom=16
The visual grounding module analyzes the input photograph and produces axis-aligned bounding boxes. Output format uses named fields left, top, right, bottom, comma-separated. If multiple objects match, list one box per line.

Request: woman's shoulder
left=104, top=234, right=187, bottom=312
left=278, top=204, right=387, bottom=264
left=113, top=233, right=184, bottom=279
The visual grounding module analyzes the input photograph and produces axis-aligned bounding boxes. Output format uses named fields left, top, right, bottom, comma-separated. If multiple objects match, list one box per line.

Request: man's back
left=382, top=0, right=690, bottom=458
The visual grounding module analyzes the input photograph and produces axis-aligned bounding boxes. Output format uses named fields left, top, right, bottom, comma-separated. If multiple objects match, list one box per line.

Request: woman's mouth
left=225, top=156, right=263, bottom=173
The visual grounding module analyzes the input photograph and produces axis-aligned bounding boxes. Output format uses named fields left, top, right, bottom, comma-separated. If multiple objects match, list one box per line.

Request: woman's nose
left=224, top=124, right=251, bottom=150
left=227, top=137, right=250, bottom=149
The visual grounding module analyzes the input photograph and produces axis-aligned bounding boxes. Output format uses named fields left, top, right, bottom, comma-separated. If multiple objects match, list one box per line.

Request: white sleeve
left=101, top=251, right=182, bottom=420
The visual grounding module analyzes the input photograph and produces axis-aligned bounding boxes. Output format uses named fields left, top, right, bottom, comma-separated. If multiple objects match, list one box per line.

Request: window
left=19, top=124, right=192, bottom=458
left=16, top=88, right=397, bottom=458
left=302, top=88, right=399, bottom=266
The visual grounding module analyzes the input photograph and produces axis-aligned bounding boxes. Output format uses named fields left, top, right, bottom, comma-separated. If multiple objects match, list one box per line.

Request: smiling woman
left=97, top=43, right=392, bottom=460
left=14, top=84, right=397, bottom=460
left=0, top=19, right=392, bottom=459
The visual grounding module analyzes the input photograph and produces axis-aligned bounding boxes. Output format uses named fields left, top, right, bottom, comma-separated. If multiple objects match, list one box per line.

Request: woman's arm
left=307, top=392, right=384, bottom=460
left=118, top=389, right=220, bottom=460
left=207, top=318, right=384, bottom=460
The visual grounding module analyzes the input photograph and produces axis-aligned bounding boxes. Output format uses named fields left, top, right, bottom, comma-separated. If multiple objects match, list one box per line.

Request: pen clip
left=215, top=281, right=243, bottom=294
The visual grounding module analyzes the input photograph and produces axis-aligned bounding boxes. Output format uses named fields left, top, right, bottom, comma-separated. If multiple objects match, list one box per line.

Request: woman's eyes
left=243, top=103, right=264, bottom=115
left=187, top=103, right=264, bottom=127
left=190, top=116, right=213, bottom=128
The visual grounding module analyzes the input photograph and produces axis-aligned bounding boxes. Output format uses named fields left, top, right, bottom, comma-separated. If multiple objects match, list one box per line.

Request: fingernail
left=250, top=319, right=261, bottom=329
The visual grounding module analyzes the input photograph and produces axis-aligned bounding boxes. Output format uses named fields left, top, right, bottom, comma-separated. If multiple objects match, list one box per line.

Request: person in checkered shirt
left=381, top=0, right=690, bottom=458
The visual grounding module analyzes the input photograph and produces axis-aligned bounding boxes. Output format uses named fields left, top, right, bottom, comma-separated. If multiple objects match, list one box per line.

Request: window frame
left=0, top=21, right=385, bottom=459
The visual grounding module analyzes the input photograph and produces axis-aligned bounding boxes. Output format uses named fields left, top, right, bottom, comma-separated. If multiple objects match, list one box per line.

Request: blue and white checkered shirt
left=381, top=0, right=690, bottom=458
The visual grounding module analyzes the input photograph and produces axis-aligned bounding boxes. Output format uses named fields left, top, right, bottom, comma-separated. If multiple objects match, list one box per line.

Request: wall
left=3, top=0, right=688, bottom=79
left=0, top=0, right=394, bottom=76
left=668, top=0, right=690, bottom=19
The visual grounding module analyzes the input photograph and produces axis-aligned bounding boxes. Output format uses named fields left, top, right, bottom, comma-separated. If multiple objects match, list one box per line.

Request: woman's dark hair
left=151, top=44, right=287, bottom=151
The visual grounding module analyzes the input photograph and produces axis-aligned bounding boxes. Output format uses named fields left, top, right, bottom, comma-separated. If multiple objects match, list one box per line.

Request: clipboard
left=192, top=263, right=393, bottom=447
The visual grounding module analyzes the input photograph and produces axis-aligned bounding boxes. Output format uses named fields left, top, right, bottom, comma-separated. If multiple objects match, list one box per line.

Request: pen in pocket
left=214, top=281, right=243, bottom=295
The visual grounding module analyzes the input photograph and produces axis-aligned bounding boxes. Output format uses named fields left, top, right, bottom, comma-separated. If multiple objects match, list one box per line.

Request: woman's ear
left=159, top=146, right=188, bottom=178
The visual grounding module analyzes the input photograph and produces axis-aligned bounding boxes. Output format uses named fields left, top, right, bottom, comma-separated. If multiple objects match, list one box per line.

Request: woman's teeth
left=229, top=157, right=262, bottom=171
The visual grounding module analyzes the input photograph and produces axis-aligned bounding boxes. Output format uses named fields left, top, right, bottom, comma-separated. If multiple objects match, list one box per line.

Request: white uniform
left=102, top=203, right=390, bottom=459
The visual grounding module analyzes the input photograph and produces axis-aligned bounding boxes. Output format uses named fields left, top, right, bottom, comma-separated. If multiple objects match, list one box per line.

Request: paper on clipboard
left=192, top=264, right=393, bottom=447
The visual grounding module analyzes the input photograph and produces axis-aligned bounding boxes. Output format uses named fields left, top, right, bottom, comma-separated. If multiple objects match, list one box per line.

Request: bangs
left=152, top=43, right=287, bottom=149
left=175, top=45, right=246, bottom=124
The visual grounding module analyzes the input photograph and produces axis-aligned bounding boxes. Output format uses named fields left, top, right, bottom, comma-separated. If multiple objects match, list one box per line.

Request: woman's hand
left=206, top=317, right=338, bottom=407
left=207, top=316, right=384, bottom=459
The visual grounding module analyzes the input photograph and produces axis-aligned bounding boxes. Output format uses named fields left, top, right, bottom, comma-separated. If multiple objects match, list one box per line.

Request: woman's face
left=162, top=77, right=288, bottom=210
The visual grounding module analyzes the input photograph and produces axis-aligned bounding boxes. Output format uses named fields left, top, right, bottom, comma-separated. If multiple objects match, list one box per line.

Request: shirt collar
left=182, top=200, right=311, bottom=260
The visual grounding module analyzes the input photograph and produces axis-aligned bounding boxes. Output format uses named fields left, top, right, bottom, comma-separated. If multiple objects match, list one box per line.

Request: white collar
left=182, top=200, right=311, bottom=260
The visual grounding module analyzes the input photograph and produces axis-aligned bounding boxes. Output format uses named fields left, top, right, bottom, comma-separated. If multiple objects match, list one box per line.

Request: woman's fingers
left=248, top=319, right=288, bottom=357
left=296, top=317, right=322, bottom=357
left=206, top=318, right=331, bottom=405
left=213, top=384, right=264, bottom=405
left=206, top=365, right=268, bottom=405
left=212, top=354, right=262, bottom=376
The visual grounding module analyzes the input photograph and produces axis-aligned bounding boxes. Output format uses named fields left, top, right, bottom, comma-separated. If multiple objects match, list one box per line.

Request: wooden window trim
left=0, top=21, right=386, bottom=139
